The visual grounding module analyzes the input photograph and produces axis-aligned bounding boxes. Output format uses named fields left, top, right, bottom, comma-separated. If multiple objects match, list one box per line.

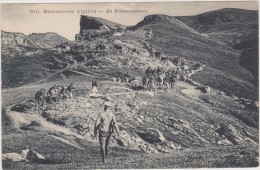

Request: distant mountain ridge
left=129, top=14, right=199, bottom=34
left=1, top=30, right=69, bottom=56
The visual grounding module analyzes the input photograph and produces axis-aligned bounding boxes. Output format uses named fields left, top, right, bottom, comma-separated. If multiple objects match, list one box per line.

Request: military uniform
left=94, top=102, right=120, bottom=163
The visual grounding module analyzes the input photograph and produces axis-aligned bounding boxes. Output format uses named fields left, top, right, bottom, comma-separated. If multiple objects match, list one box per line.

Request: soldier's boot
left=100, top=149, right=106, bottom=163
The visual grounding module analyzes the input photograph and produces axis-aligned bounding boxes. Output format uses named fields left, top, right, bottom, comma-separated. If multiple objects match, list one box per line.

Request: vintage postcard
left=1, top=1, right=259, bottom=169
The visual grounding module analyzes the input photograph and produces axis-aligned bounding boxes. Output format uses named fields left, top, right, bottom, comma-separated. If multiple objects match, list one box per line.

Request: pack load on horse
left=163, top=76, right=170, bottom=92
left=157, top=75, right=164, bottom=90
left=34, top=88, right=46, bottom=114
left=148, top=77, right=156, bottom=92
left=57, top=85, right=66, bottom=100
left=169, top=74, right=177, bottom=88
left=47, top=85, right=61, bottom=104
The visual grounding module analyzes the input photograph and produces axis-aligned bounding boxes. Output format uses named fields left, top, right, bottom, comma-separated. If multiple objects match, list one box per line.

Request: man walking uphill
left=94, top=102, right=120, bottom=163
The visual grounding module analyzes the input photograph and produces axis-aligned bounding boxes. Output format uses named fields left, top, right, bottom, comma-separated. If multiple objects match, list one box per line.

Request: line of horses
left=34, top=83, right=74, bottom=114
left=142, top=68, right=183, bottom=92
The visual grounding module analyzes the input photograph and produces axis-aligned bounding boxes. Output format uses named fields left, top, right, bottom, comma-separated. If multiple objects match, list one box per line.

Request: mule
left=148, top=77, right=156, bottom=92
left=157, top=74, right=164, bottom=90
left=47, top=86, right=61, bottom=104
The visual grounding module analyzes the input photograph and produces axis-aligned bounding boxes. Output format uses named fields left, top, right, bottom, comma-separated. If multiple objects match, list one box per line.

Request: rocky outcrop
left=1, top=31, right=69, bottom=56
left=1, top=31, right=39, bottom=56
left=2, top=149, right=45, bottom=163
left=76, top=15, right=125, bottom=41
left=216, top=124, right=243, bottom=145
left=138, top=128, right=166, bottom=144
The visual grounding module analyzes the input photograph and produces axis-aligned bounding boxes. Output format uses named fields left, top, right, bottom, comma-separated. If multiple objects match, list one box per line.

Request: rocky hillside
left=1, top=31, right=70, bottom=57
left=28, top=32, right=69, bottom=48
left=2, top=8, right=259, bottom=169
left=1, top=31, right=40, bottom=56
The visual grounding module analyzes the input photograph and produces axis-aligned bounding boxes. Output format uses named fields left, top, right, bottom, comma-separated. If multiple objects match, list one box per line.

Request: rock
left=216, top=124, right=243, bottom=145
left=138, top=128, right=166, bottom=143
left=135, top=117, right=143, bottom=124
left=26, top=149, right=46, bottom=162
left=20, top=121, right=42, bottom=131
left=217, top=139, right=233, bottom=145
left=126, top=94, right=133, bottom=99
left=2, top=153, right=26, bottom=162
left=2, top=149, right=45, bottom=163
left=200, top=86, right=211, bottom=93
left=11, top=103, right=33, bottom=112
left=90, top=93, right=103, bottom=98
left=102, top=96, right=113, bottom=101
left=145, top=91, right=154, bottom=97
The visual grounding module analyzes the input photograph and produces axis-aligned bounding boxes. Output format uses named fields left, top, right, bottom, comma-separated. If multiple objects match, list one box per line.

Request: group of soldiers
left=143, top=66, right=184, bottom=92
left=34, top=83, right=75, bottom=114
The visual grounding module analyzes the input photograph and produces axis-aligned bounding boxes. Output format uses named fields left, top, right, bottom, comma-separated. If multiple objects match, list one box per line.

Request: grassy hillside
left=131, top=12, right=258, bottom=100
left=28, top=32, right=69, bottom=48
left=177, top=8, right=258, bottom=87
left=2, top=50, right=71, bottom=88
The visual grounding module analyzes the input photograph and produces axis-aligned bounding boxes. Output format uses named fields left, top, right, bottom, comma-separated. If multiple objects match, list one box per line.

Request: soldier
left=92, top=79, right=98, bottom=94
left=66, top=83, right=75, bottom=98
left=94, top=102, right=120, bottom=163
left=145, top=67, right=152, bottom=77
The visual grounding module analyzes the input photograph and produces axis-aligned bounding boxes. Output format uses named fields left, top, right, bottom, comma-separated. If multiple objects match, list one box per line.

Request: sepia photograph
left=1, top=1, right=259, bottom=169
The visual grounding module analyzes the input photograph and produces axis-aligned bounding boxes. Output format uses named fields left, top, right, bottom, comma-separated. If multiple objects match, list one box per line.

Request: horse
left=47, top=86, right=61, bottom=104
left=34, top=88, right=46, bottom=114
left=148, top=77, right=156, bottom=92
left=157, top=74, right=164, bottom=90
left=169, top=75, right=177, bottom=88
left=57, top=85, right=66, bottom=100
left=160, top=56, right=169, bottom=64
left=163, top=76, right=171, bottom=92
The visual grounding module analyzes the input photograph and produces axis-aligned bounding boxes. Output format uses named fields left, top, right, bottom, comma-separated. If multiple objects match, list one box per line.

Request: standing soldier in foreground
left=94, top=102, right=120, bottom=163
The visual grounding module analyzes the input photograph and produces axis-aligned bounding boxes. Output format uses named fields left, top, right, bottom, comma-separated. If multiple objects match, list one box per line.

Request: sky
left=1, top=1, right=258, bottom=40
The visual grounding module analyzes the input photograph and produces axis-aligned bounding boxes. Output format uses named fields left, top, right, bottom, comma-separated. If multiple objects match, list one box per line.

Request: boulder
left=200, top=86, right=211, bottom=93
left=216, top=124, right=243, bottom=145
left=26, top=149, right=46, bottom=162
left=138, top=128, right=166, bottom=144
left=145, top=91, right=155, bottom=97
left=2, top=149, right=45, bottom=163
left=217, top=139, right=233, bottom=145
left=11, top=103, right=33, bottom=112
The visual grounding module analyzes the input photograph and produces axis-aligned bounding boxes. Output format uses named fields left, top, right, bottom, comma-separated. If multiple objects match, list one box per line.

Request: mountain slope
left=28, top=32, right=69, bottom=48
left=131, top=11, right=257, bottom=100
left=1, top=30, right=40, bottom=56
left=176, top=8, right=258, bottom=88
